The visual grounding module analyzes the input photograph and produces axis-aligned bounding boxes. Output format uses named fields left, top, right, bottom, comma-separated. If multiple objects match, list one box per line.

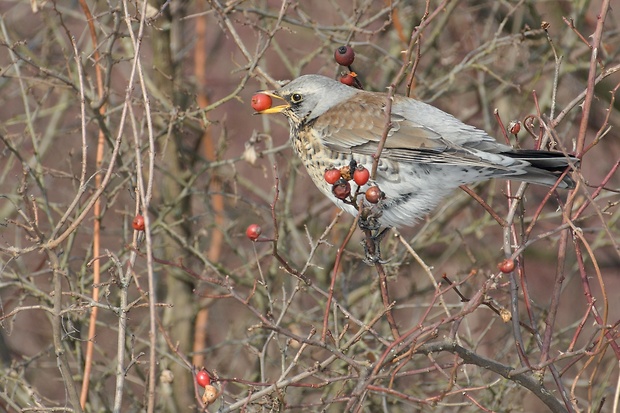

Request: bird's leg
left=360, top=221, right=390, bottom=265
left=373, top=227, right=391, bottom=244
left=357, top=213, right=380, bottom=232
left=356, top=201, right=389, bottom=263
left=361, top=230, right=379, bottom=265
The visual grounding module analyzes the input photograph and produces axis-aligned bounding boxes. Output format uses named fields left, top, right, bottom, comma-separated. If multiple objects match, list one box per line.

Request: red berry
left=246, top=224, right=262, bottom=241
left=324, top=168, right=341, bottom=184
left=365, top=186, right=384, bottom=204
left=508, top=121, right=521, bottom=135
left=334, top=45, right=355, bottom=66
left=498, top=259, right=515, bottom=273
left=196, top=369, right=211, bottom=387
left=340, top=73, right=355, bottom=86
left=132, top=214, right=145, bottom=231
left=251, top=93, right=272, bottom=112
left=332, top=179, right=351, bottom=200
left=353, top=166, right=370, bottom=186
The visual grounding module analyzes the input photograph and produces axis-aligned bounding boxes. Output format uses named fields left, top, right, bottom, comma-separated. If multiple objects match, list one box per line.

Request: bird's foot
left=358, top=213, right=381, bottom=232
left=361, top=227, right=391, bottom=265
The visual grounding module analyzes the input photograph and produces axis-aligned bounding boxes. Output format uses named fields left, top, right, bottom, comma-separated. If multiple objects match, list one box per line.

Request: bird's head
left=255, top=75, right=359, bottom=126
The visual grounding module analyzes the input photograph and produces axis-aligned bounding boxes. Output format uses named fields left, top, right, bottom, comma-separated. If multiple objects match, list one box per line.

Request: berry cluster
left=248, top=45, right=380, bottom=230
left=324, top=160, right=385, bottom=205
left=195, top=369, right=218, bottom=406
left=250, top=45, right=361, bottom=113
left=334, top=45, right=362, bottom=89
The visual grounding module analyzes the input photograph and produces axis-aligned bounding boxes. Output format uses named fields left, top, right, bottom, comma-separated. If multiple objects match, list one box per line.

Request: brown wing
left=312, top=93, right=446, bottom=150
left=311, top=92, right=508, bottom=169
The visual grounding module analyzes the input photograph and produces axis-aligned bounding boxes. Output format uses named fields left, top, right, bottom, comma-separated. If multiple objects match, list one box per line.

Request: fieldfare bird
left=256, top=75, right=576, bottom=228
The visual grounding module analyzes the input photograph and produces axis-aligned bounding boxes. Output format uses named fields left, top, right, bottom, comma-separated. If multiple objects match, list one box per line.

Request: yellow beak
left=255, top=91, right=290, bottom=114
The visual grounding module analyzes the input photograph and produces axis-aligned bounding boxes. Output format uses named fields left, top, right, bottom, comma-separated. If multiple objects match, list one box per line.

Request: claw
left=360, top=227, right=391, bottom=265
left=362, top=243, right=390, bottom=264
left=358, top=212, right=382, bottom=232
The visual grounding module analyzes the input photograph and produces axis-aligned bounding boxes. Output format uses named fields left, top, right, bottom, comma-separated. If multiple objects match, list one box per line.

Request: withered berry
left=332, top=179, right=351, bottom=200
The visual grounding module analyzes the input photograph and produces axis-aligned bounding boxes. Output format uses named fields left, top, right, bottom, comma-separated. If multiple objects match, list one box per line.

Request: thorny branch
left=0, top=1, right=617, bottom=412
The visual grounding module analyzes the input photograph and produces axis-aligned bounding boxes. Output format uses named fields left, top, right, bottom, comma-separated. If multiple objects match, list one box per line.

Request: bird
left=256, top=74, right=577, bottom=229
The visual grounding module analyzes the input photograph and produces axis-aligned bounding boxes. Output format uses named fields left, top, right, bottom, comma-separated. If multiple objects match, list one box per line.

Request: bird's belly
left=297, top=150, right=469, bottom=227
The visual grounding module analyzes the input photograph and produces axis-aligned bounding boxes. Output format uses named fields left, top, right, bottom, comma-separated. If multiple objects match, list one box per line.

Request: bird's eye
left=291, top=93, right=303, bottom=104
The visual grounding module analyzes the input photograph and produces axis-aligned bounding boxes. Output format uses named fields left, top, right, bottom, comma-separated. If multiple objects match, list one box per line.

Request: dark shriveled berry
left=334, top=45, right=355, bottom=66
left=332, top=179, right=351, bottom=200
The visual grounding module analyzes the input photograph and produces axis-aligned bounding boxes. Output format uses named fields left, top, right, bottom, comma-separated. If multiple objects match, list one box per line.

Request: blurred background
left=0, top=0, right=618, bottom=411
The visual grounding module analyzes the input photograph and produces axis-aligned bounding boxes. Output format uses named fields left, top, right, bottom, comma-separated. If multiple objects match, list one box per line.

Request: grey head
left=258, top=75, right=360, bottom=125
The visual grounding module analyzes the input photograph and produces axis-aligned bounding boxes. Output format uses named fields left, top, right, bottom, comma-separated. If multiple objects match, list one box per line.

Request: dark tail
left=501, top=150, right=579, bottom=189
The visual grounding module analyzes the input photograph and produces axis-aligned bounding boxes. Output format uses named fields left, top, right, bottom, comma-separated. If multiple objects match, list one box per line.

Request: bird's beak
left=256, top=91, right=290, bottom=114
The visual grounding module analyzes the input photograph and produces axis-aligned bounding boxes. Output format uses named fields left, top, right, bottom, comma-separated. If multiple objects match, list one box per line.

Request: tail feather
left=501, top=150, right=579, bottom=189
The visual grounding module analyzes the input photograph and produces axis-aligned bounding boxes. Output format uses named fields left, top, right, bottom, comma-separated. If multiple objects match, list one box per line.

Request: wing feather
left=310, top=92, right=511, bottom=169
